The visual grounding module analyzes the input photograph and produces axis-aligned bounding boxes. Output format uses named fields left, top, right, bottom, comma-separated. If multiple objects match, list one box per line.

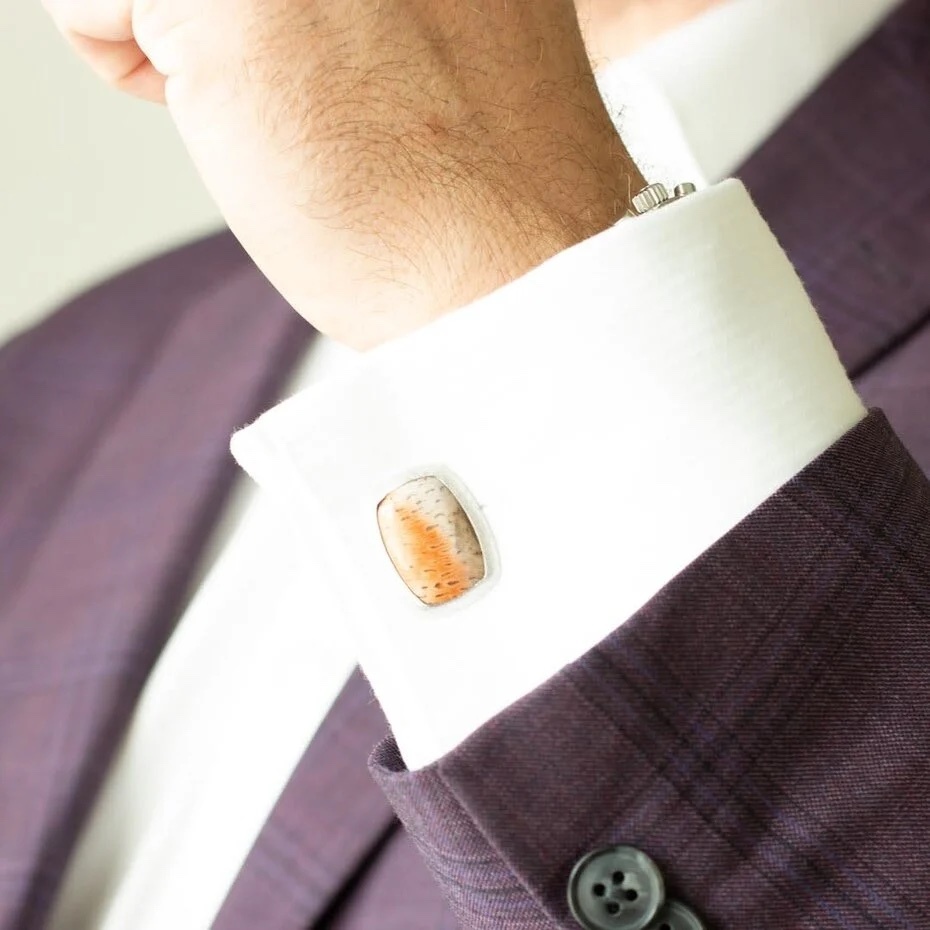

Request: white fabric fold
left=232, top=180, right=865, bottom=769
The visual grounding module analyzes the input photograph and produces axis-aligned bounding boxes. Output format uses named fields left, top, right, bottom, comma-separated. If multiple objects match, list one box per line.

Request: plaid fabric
left=371, top=409, right=930, bottom=930
left=2, top=1, right=930, bottom=929
left=211, top=669, right=396, bottom=930
left=737, top=0, right=930, bottom=479
left=0, top=235, right=313, bottom=930
left=739, top=0, right=930, bottom=381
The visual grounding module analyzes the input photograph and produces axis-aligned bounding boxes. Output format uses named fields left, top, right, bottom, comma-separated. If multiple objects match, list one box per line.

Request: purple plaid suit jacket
left=2, top=2, right=930, bottom=928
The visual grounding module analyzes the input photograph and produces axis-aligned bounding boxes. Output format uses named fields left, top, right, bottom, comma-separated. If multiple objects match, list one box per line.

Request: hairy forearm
left=369, top=79, right=644, bottom=326
left=227, top=0, right=645, bottom=343
left=52, top=0, right=644, bottom=348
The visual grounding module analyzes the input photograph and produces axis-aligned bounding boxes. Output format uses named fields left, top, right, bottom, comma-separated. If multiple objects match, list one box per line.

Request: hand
left=43, top=0, right=644, bottom=348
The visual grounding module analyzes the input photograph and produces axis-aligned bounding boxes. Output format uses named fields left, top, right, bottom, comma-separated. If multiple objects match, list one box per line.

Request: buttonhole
left=592, top=883, right=606, bottom=897
left=624, top=890, right=638, bottom=901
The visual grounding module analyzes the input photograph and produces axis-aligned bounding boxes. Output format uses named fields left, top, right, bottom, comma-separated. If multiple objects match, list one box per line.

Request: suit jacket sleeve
left=370, top=408, right=930, bottom=930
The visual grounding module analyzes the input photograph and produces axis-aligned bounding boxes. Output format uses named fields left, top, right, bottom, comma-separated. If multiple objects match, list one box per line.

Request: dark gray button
left=646, top=899, right=705, bottom=930
left=567, top=845, right=664, bottom=930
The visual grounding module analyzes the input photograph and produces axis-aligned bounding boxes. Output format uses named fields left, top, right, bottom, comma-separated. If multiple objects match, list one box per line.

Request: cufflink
left=376, top=476, right=486, bottom=606
left=629, top=182, right=697, bottom=217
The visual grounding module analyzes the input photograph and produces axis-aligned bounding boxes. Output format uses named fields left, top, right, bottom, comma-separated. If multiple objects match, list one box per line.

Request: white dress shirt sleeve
left=230, top=179, right=865, bottom=771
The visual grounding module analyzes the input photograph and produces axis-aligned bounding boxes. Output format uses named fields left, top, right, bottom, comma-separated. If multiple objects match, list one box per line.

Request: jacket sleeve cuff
left=369, top=410, right=929, bottom=930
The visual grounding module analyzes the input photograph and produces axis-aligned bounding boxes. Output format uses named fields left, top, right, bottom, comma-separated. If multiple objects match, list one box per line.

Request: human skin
left=40, top=0, right=712, bottom=348
left=575, top=0, right=725, bottom=64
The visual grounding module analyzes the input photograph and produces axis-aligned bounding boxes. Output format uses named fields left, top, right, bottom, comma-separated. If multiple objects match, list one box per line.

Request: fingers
left=66, top=31, right=166, bottom=102
left=42, top=0, right=167, bottom=103
left=42, top=0, right=134, bottom=41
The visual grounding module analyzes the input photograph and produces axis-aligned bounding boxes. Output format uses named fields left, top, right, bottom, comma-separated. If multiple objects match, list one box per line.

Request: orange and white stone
left=376, top=476, right=485, bottom=606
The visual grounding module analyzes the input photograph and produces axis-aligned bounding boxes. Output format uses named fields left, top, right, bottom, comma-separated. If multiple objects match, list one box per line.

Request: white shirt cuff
left=231, top=179, right=865, bottom=770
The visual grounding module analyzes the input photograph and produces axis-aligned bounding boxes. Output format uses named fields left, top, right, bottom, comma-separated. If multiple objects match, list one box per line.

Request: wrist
left=389, top=118, right=645, bottom=342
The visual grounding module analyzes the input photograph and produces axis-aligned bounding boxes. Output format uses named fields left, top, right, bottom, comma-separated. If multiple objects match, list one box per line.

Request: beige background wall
left=0, top=2, right=222, bottom=346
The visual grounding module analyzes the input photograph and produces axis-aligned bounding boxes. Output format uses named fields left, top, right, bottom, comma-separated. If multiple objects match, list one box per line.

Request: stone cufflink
left=376, top=475, right=486, bottom=606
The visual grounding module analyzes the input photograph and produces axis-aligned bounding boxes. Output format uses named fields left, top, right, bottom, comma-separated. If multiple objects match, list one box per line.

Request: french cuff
left=231, top=179, right=865, bottom=771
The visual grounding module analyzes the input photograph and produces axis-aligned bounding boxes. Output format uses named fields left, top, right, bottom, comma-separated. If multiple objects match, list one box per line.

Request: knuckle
left=131, top=0, right=202, bottom=75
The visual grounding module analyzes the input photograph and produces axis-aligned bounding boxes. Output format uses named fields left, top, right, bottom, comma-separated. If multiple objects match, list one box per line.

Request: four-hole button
left=567, top=845, right=664, bottom=930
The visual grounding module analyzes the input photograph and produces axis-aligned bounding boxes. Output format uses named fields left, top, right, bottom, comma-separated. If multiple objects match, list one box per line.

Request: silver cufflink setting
left=629, top=182, right=697, bottom=217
